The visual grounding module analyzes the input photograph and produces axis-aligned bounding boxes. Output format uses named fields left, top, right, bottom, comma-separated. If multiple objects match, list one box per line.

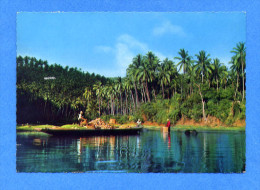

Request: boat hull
left=41, top=127, right=143, bottom=136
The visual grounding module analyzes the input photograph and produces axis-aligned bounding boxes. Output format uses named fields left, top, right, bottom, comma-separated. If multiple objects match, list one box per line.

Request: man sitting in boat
left=136, top=119, right=142, bottom=127
left=78, top=111, right=87, bottom=126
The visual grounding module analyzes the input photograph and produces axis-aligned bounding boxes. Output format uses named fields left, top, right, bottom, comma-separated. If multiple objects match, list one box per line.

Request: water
left=16, top=129, right=245, bottom=173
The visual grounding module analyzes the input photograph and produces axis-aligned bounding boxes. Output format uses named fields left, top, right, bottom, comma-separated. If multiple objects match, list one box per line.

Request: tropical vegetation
left=16, top=42, right=246, bottom=126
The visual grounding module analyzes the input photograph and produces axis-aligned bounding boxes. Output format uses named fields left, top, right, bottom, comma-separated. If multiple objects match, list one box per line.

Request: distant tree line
left=17, top=42, right=246, bottom=125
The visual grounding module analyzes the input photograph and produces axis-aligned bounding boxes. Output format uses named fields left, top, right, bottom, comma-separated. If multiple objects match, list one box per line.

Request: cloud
left=94, top=34, right=170, bottom=77
left=115, top=34, right=150, bottom=76
left=117, top=34, right=148, bottom=51
left=153, top=21, right=186, bottom=37
left=115, top=42, right=135, bottom=76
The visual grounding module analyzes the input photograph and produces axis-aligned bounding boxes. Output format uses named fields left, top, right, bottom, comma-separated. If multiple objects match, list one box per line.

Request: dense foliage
left=17, top=42, right=246, bottom=125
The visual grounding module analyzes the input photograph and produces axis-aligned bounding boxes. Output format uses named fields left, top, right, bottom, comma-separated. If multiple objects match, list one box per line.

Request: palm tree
left=115, top=77, right=123, bottom=114
left=220, top=66, right=229, bottom=89
left=195, top=51, right=211, bottom=84
left=83, top=87, right=92, bottom=105
left=231, top=42, right=246, bottom=101
left=93, top=82, right=102, bottom=116
left=230, top=56, right=241, bottom=99
left=149, top=56, right=160, bottom=100
left=211, top=58, right=228, bottom=91
left=127, top=54, right=143, bottom=107
left=158, top=58, right=172, bottom=98
left=123, top=77, right=135, bottom=114
left=137, top=56, right=152, bottom=102
left=186, top=63, right=196, bottom=95
left=174, top=49, right=193, bottom=74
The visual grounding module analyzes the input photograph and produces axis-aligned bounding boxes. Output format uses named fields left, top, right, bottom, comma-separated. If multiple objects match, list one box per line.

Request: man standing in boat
left=78, top=111, right=86, bottom=126
left=166, top=119, right=171, bottom=131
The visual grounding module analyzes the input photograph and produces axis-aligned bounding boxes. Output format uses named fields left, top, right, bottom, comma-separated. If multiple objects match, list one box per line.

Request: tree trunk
left=162, top=82, right=165, bottom=99
left=120, top=92, right=122, bottom=115
left=152, top=86, right=157, bottom=101
left=133, top=81, right=139, bottom=107
left=101, top=97, right=103, bottom=115
left=131, top=90, right=136, bottom=111
left=141, top=84, right=146, bottom=103
left=195, top=84, right=206, bottom=121
left=235, top=71, right=239, bottom=98
left=242, top=61, right=245, bottom=101
left=217, top=78, right=219, bottom=92
left=98, top=95, right=100, bottom=117
left=125, top=90, right=128, bottom=115
left=145, top=79, right=151, bottom=102
left=108, top=100, right=110, bottom=115
left=202, top=71, right=204, bottom=83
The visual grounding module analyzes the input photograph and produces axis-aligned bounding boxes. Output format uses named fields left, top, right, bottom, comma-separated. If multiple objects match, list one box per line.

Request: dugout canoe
left=41, top=126, right=143, bottom=136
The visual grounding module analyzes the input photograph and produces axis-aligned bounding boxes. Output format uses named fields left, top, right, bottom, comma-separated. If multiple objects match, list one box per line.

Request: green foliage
left=17, top=42, right=246, bottom=126
left=217, top=99, right=232, bottom=122
left=239, top=101, right=246, bottom=120
left=140, top=103, right=157, bottom=122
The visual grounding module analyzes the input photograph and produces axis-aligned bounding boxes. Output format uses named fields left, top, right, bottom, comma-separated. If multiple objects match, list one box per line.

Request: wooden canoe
left=41, top=126, right=143, bottom=136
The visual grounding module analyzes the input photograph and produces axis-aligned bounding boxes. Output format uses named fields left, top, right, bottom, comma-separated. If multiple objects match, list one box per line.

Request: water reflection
left=16, top=130, right=245, bottom=173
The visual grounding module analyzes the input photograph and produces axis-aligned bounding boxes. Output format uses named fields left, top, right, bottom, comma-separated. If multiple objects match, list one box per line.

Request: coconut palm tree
left=137, top=57, right=152, bottom=102
left=127, top=54, right=143, bottom=107
left=93, top=81, right=102, bottom=116
left=195, top=50, right=212, bottom=84
left=83, top=87, right=92, bottom=105
left=231, top=42, right=246, bottom=101
left=230, top=56, right=241, bottom=99
left=211, top=58, right=228, bottom=91
left=174, top=48, right=193, bottom=74
left=158, top=58, right=172, bottom=98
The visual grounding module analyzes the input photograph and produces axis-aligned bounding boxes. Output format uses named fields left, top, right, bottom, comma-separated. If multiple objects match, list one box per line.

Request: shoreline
left=16, top=123, right=245, bottom=132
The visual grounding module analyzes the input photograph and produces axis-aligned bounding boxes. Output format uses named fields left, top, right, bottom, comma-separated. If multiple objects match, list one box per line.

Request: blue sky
left=17, top=12, right=246, bottom=77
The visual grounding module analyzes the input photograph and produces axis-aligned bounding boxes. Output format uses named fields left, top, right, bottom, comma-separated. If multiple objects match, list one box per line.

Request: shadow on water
left=16, top=129, right=245, bottom=173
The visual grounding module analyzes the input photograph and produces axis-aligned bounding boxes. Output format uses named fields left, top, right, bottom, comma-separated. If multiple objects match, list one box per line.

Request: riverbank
left=16, top=123, right=245, bottom=132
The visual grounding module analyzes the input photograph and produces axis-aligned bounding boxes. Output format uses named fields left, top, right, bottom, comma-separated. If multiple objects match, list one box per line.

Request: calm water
left=16, top=129, right=245, bottom=173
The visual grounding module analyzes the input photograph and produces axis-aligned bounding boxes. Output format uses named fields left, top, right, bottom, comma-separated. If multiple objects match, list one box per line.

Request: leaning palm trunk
left=141, top=83, right=146, bottom=103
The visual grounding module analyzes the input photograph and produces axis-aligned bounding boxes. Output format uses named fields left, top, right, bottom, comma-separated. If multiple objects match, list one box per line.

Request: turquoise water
left=16, top=129, right=245, bottom=173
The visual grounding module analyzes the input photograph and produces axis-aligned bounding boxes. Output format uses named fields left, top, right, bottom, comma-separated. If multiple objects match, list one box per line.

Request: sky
left=17, top=12, right=246, bottom=77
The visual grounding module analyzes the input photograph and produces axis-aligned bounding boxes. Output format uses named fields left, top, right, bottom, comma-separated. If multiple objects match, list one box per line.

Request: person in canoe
left=78, top=111, right=87, bottom=126
left=136, top=119, right=142, bottom=127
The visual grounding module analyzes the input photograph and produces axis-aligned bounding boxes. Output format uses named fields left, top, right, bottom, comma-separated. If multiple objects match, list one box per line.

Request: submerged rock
left=184, top=130, right=198, bottom=136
